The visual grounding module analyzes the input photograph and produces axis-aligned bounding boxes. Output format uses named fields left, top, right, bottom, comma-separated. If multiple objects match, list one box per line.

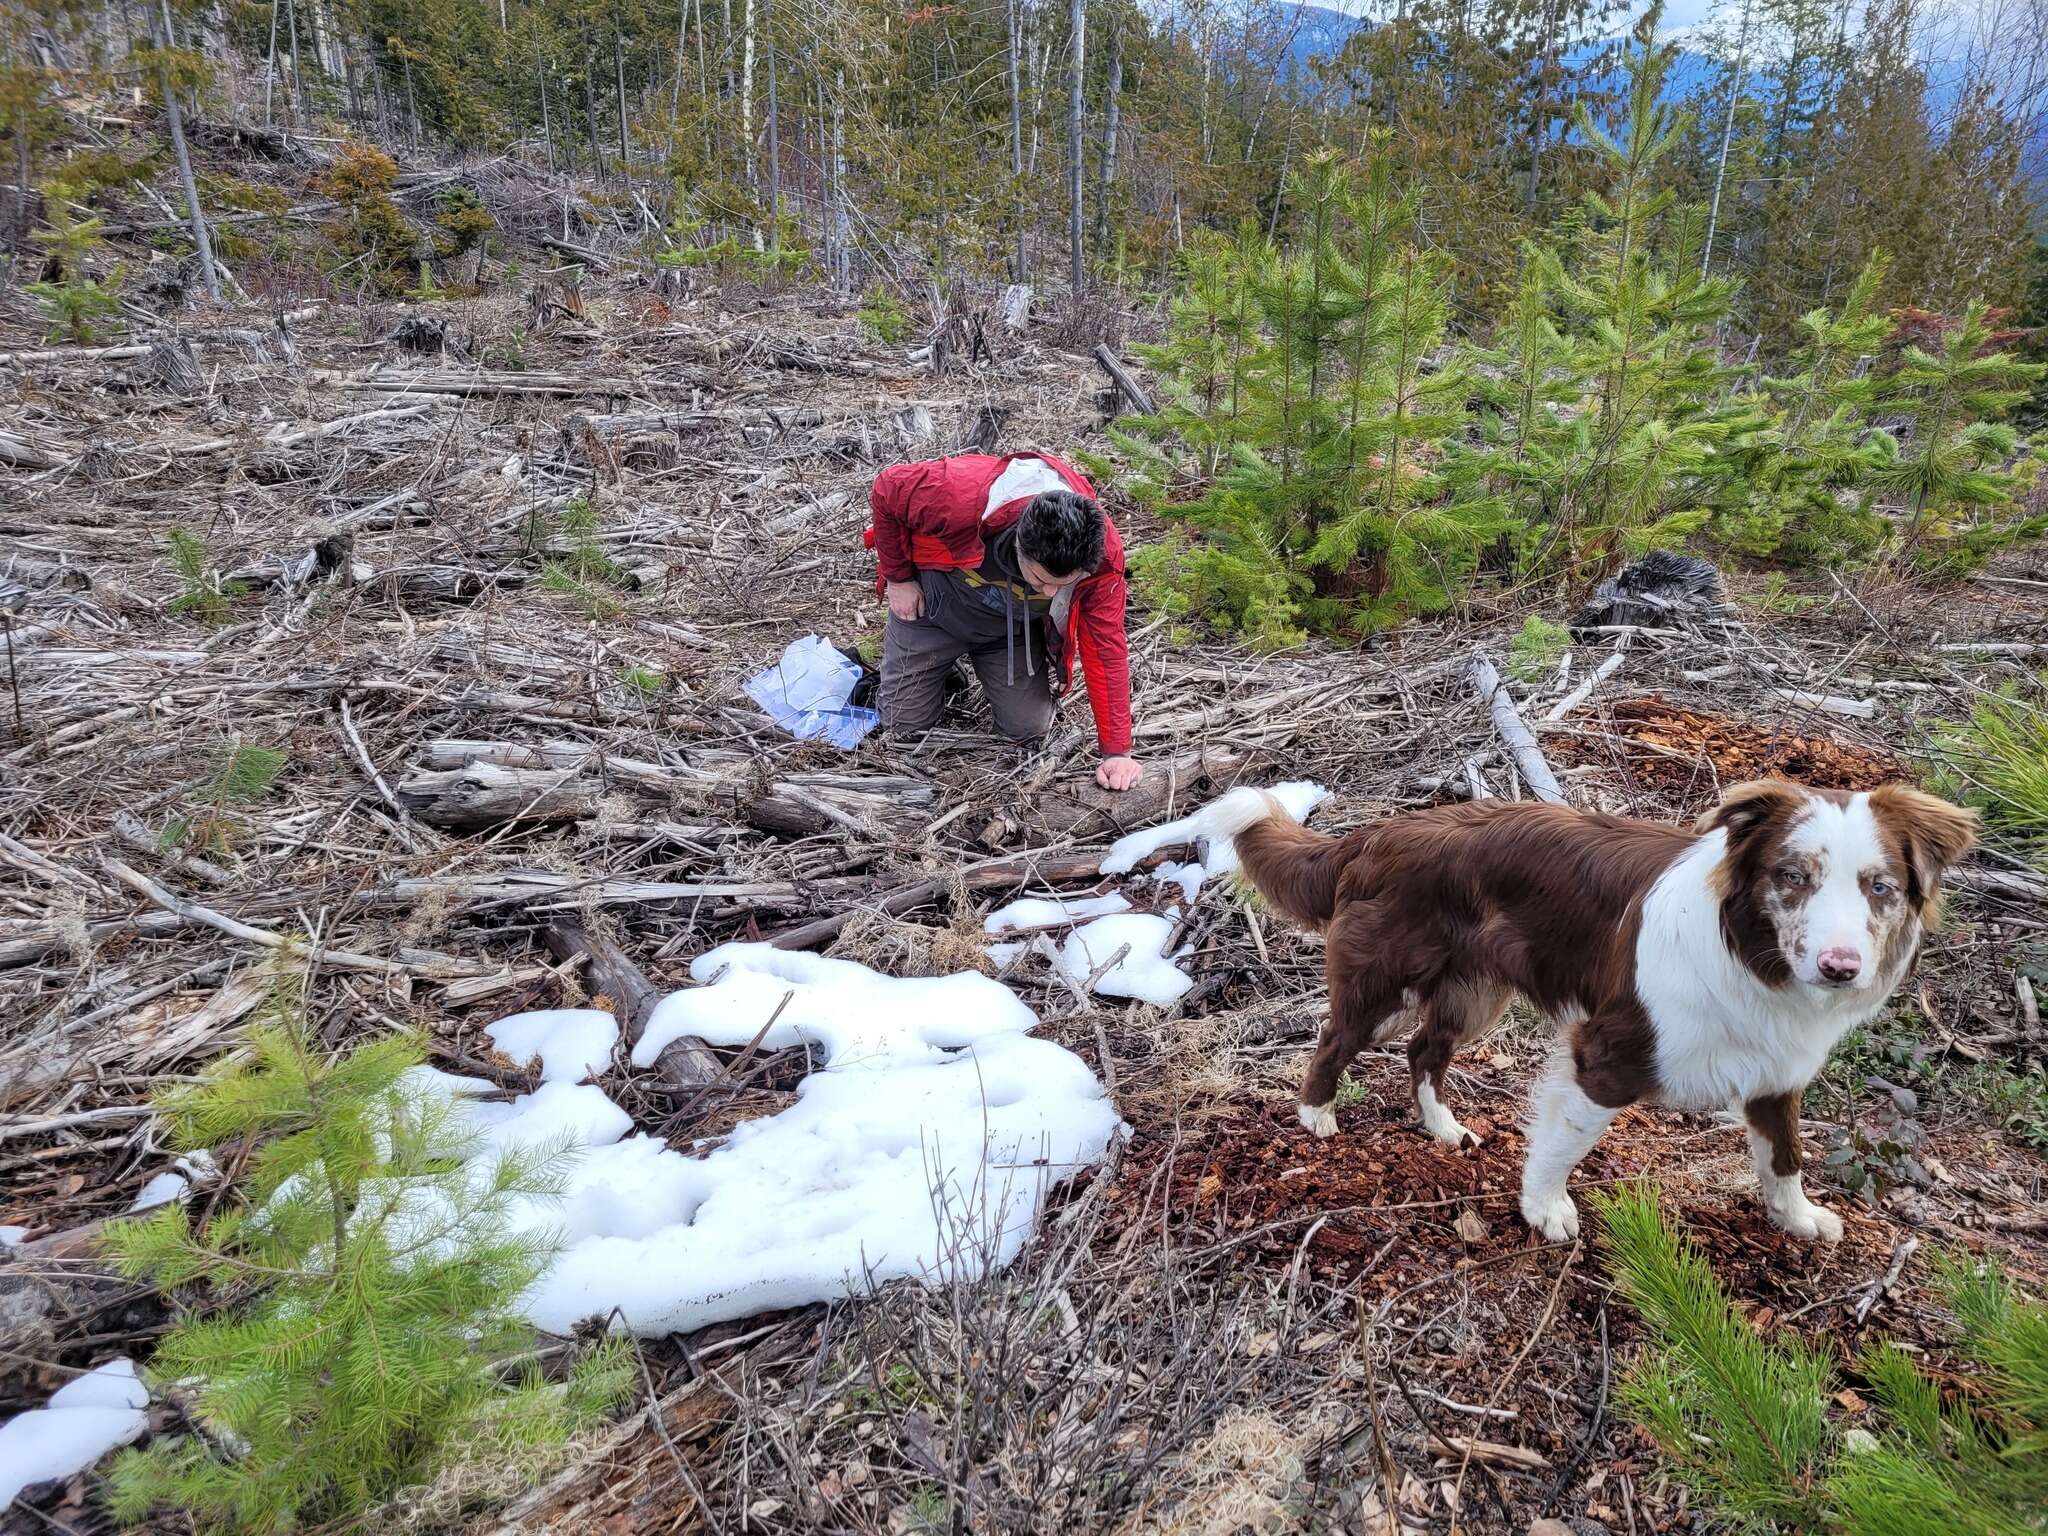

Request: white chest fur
left=1634, top=833, right=1900, bottom=1110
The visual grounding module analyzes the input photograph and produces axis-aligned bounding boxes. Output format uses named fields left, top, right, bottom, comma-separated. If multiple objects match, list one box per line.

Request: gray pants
left=879, top=610, right=1056, bottom=741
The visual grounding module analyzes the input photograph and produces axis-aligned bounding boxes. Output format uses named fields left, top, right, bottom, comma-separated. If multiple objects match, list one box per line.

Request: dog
left=1195, top=780, right=1977, bottom=1243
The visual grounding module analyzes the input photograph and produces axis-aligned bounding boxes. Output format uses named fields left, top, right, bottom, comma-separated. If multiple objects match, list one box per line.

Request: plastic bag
left=745, top=634, right=881, bottom=749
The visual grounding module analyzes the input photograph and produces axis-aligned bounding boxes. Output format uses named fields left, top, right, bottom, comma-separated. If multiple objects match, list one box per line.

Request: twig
left=1853, top=1237, right=1919, bottom=1326
left=1541, top=1306, right=1609, bottom=1515
left=1543, top=651, right=1626, bottom=721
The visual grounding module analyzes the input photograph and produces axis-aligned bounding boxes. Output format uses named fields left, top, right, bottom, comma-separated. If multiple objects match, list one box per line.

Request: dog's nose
left=1817, top=948, right=1862, bottom=984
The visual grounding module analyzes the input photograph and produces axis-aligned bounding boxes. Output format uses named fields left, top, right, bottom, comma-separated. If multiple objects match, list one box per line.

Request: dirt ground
left=4, top=181, right=2048, bottom=1534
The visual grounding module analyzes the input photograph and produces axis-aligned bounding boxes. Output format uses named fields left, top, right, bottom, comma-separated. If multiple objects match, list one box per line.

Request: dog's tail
left=1195, top=787, right=1349, bottom=928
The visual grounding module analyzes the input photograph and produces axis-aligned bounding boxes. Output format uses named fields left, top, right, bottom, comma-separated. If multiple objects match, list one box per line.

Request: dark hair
left=1017, top=489, right=1105, bottom=577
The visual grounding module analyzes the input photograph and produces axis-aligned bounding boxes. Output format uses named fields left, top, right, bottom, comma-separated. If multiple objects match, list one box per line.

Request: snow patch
left=125, top=1150, right=218, bottom=1214
left=484, top=1007, right=619, bottom=1084
left=0, top=1359, right=148, bottom=1505
left=983, top=892, right=1132, bottom=934
left=1056, top=913, right=1191, bottom=1005
left=1100, top=780, right=1328, bottom=879
left=1154, top=860, right=1207, bottom=906
left=0, top=1226, right=26, bottom=1247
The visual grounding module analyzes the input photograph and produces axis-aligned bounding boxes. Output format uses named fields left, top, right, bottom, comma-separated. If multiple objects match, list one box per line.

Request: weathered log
left=394, top=763, right=599, bottom=830
left=309, top=367, right=628, bottom=398
left=563, top=404, right=829, bottom=440
left=1026, top=747, right=1247, bottom=843
left=1093, top=342, right=1155, bottom=415
left=0, top=425, right=65, bottom=469
left=1470, top=654, right=1566, bottom=806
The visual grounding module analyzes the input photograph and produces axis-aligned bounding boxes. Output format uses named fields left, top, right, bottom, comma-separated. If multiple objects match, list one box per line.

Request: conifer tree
left=1711, top=252, right=1897, bottom=561
left=102, top=966, right=630, bottom=1534
left=1877, top=302, right=2046, bottom=568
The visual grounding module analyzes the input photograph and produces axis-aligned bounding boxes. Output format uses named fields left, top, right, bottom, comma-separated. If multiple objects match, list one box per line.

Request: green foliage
left=406, top=261, right=447, bottom=302
left=1926, top=675, right=2048, bottom=868
left=1595, top=1181, right=1834, bottom=1529
left=314, top=142, right=417, bottom=296
left=163, top=740, right=288, bottom=856
left=1596, top=1182, right=2048, bottom=1535
left=1119, top=140, right=1508, bottom=642
left=164, top=527, right=243, bottom=625
left=1877, top=304, right=2048, bottom=571
left=432, top=183, right=495, bottom=258
left=1508, top=615, right=1572, bottom=683
left=102, top=971, right=630, bottom=1533
left=27, top=177, right=124, bottom=343
left=858, top=286, right=909, bottom=345
left=619, top=662, right=664, bottom=698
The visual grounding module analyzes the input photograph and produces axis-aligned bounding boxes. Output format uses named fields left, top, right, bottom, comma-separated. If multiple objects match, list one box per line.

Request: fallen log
left=0, top=425, right=65, bottom=469
left=1026, top=747, right=1247, bottom=843
left=309, top=367, right=629, bottom=398
left=1093, top=342, right=1156, bottom=415
left=394, top=763, right=599, bottom=830
left=563, top=404, right=829, bottom=440
left=1471, top=655, right=1566, bottom=806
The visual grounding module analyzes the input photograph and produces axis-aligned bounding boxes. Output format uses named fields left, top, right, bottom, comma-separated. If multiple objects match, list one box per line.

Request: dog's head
left=1699, top=780, right=1977, bottom=993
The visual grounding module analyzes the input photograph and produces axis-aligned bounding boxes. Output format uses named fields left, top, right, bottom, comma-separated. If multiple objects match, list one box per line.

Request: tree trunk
left=1703, top=0, right=1756, bottom=276
left=1523, top=0, right=1556, bottom=213
left=741, top=0, right=756, bottom=194
left=764, top=0, right=780, bottom=240
left=582, top=26, right=606, bottom=177
left=1008, top=0, right=1026, bottom=279
left=613, top=23, right=630, bottom=167
left=403, top=50, right=419, bottom=147
left=1067, top=0, right=1084, bottom=293
left=261, top=0, right=280, bottom=125
left=538, top=45, right=556, bottom=173
left=1095, top=19, right=1120, bottom=260
left=284, top=0, right=305, bottom=122
left=832, top=67, right=849, bottom=286
left=154, top=0, right=223, bottom=302
left=817, top=72, right=832, bottom=276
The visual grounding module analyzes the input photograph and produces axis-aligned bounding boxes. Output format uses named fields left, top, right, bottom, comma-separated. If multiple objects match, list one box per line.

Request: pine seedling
left=1876, top=302, right=2046, bottom=567
left=1593, top=1182, right=1835, bottom=1530
left=102, top=966, right=632, bottom=1533
left=27, top=177, right=126, bottom=343
left=620, top=662, right=663, bottom=698
left=162, top=740, right=287, bottom=859
left=1507, top=615, right=1572, bottom=682
left=164, top=527, right=242, bottom=624
left=1925, top=675, right=2048, bottom=867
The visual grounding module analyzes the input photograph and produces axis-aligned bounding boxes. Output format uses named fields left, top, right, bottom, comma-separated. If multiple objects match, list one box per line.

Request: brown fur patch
left=1744, top=1091, right=1804, bottom=1177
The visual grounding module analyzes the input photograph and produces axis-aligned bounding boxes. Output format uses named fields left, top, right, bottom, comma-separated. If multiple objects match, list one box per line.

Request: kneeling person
left=864, top=452, right=1142, bottom=791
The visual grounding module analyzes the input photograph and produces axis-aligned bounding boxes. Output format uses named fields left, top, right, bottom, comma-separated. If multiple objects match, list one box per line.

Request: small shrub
left=406, top=262, right=447, bottom=303
left=28, top=178, right=124, bottom=342
left=433, top=184, right=495, bottom=260
left=164, top=741, right=287, bottom=856
left=102, top=969, right=631, bottom=1533
left=1506, top=615, right=1571, bottom=683
left=164, top=526, right=242, bottom=624
left=541, top=564, right=623, bottom=619
left=1595, top=1181, right=2048, bottom=1535
left=314, top=143, right=417, bottom=296
left=858, top=286, right=909, bottom=345
left=620, top=663, right=663, bottom=698
left=1926, top=675, right=2048, bottom=867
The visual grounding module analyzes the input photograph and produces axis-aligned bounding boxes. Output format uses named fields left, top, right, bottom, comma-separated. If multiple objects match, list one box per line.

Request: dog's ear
left=1870, top=785, right=1979, bottom=905
left=1696, top=779, right=1805, bottom=841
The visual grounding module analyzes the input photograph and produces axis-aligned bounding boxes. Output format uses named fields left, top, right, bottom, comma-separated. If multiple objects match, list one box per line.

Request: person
left=863, top=451, right=1143, bottom=791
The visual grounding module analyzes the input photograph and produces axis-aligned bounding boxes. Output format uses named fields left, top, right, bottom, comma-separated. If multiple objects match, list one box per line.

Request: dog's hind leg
left=1298, top=907, right=1410, bottom=1139
left=1408, top=979, right=1511, bottom=1149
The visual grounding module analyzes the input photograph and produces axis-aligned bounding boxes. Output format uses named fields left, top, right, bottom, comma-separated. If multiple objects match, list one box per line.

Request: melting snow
left=982, top=892, right=1131, bottom=934
left=0, top=1358, right=148, bottom=1505
left=0, top=1226, right=25, bottom=1247
left=483, top=1007, right=619, bottom=1084
left=1101, top=780, right=1329, bottom=878
left=1055, top=913, right=1191, bottom=1005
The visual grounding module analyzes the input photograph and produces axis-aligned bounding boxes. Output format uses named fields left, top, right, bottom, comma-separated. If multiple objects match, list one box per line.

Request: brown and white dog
left=1194, top=780, right=1977, bottom=1243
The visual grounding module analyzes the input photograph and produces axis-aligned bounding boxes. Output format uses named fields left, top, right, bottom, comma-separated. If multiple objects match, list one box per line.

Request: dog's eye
left=1870, top=878, right=1894, bottom=898
left=1779, top=867, right=1809, bottom=888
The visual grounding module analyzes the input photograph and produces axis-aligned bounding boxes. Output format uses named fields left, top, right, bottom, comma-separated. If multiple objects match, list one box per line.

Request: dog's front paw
left=1770, top=1197, right=1844, bottom=1242
left=1521, top=1188, right=1580, bottom=1242
left=1419, top=1098, right=1482, bottom=1150
left=1297, top=1101, right=1339, bottom=1139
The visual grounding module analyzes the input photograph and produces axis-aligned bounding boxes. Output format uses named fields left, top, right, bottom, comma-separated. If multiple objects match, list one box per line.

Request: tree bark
left=763, top=0, right=779, bottom=241
left=1008, top=0, right=1026, bottom=278
left=1067, top=0, right=1085, bottom=293
left=1095, top=18, right=1120, bottom=260
left=582, top=25, right=606, bottom=177
left=741, top=0, right=757, bottom=197
left=284, top=0, right=305, bottom=124
left=1703, top=0, right=1757, bottom=277
left=261, top=0, right=279, bottom=125
left=831, top=67, right=849, bottom=286
left=154, top=0, right=223, bottom=302
left=614, top=22, right=631, bottom=168
left=538, top=44, right=556, bottom=173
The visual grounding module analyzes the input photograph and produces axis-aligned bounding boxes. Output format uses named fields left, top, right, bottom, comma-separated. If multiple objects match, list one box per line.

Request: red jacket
left=863, top=452, right=1134, bottom=757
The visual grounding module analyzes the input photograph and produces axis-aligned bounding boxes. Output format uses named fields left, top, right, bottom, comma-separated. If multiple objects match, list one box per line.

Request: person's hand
left=1096, top=755, right=1143, bottom=792
left=885, top=580, right=924, bottom=622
